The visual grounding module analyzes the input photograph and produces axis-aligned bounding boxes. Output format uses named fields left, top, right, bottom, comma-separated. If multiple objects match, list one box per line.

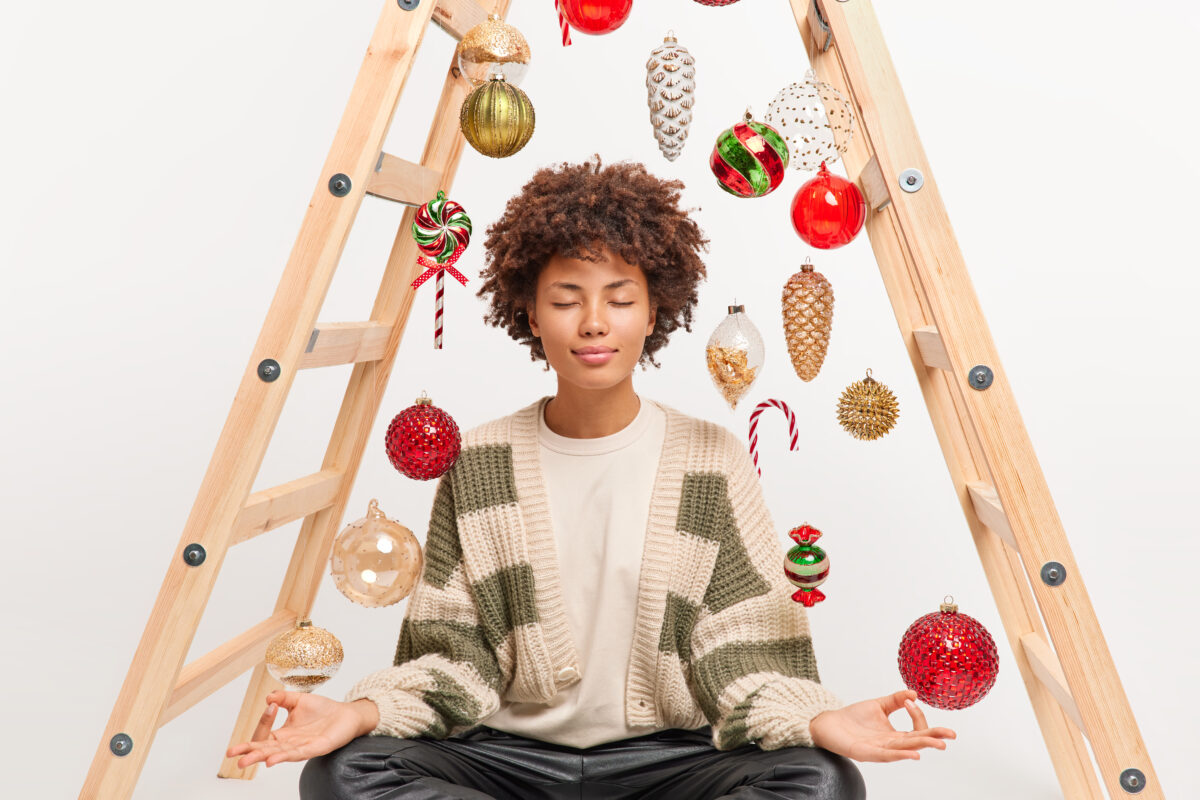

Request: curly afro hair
left=476, top=155, right=709, bottom=368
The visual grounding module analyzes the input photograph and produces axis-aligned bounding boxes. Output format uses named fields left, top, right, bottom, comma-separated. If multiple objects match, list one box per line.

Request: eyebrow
left=548, top=279, right=638, bottom=291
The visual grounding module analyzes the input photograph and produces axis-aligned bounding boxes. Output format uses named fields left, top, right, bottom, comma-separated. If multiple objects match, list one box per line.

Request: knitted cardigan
left=344, top=396, right=842, bottom=750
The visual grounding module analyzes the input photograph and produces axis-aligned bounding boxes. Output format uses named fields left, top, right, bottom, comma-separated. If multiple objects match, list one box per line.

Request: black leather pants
left=299, top=725, right=866, bottom=800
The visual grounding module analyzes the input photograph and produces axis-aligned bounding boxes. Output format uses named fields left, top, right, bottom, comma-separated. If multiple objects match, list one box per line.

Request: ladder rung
left=366, top=153, right=443, bottom=206
left=856, top=154, right=890, bottom=211
left=432, top=0, right=490, bottom=40
left=1021, top=631, right=1088, bottom=736
left=232, top=468, right=344, bottom=545
left=913, top=325, right=952, bottom=370
left=164, top=610, right=299, bottom=726
left=966, top=481, right=1018, bottom=550
left=298, top=321, right=391, bottom=370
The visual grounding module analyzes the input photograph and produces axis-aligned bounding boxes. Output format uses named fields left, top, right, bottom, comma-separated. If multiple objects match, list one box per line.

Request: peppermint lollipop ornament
left=411, top=191, right=472, bottom=349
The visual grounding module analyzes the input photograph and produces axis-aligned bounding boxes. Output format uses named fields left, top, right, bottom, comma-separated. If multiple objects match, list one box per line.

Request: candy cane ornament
left=555, top=0, right=573, bottom=46
left=747, top=398, right=799, bottom=477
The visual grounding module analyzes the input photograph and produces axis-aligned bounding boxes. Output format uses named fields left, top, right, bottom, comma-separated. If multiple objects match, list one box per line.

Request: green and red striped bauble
left=412, top=190, right=472, bottom=263
left=709, top=112, right=789, bottom=198
left=784, top=524, right=829, bottom=607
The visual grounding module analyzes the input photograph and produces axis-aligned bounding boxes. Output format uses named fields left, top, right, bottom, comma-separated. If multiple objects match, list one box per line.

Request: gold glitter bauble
left=265, top=619, right=343, bottom=693
left=645, top=31, right=695, bottom=162
left=460, top=76, right=535, bottom=158
left=836, top=369, right=899, bottom=440
left=330, top=499, right=424, bottom=608
left=456, top=13, right=531, bottom=87
left=782, top=258, right=834, bottom=382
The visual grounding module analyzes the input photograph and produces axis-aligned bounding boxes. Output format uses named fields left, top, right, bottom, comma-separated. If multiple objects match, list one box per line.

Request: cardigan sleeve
left=685, top=427, right=842, bottom=750
left=342, top=473, right=503, bottom=739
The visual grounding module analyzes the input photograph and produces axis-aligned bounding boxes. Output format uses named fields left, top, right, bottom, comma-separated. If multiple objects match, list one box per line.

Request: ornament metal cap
left=728, top=304, right=745, bottom=314
left=415, top=391, right=432, bottom=406
left=297, top=618, right=313, bottom=628
left=940, top=595, right=959, bottom=613
left=801, top=256, right=814, bottom=273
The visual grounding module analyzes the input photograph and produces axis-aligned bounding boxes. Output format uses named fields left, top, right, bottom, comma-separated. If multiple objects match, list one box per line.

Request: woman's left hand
left=809, top=689, right=956, bottom=763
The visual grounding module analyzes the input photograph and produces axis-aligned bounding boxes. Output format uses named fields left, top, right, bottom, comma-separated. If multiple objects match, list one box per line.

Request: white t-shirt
left=482, top=394, right=667, bottom=747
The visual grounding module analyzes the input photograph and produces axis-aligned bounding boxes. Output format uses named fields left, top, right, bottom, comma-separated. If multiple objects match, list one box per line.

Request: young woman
left=228, top=157, right=955, bottom=799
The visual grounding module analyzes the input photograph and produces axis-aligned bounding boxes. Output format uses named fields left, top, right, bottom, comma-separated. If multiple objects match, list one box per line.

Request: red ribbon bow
left=411, top=245, right=468, bottom=289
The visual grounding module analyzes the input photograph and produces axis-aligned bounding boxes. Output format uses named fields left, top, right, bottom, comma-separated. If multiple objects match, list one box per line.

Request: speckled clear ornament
left=330, top=499, right=424, bottom=608
left=764, top=69, right=856, bottom=172
left=265, top=619, right=344, bottom=693
left=706, top=304, right=765, bottom=409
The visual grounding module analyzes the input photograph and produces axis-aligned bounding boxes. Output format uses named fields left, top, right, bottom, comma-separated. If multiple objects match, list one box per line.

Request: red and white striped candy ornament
left=747, top=398, right=799, bottom=477
left=411, top=191, right=472, bottom=349
left=555, top=0, right=572, bottom=45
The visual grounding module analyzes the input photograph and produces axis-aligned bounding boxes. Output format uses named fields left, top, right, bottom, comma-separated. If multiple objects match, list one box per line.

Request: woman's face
left=527, top=248, right=657, bottom=392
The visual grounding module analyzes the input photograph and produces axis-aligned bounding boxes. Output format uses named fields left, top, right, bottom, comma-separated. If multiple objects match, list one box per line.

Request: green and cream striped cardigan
left=344, top=396, right=841, bottom=750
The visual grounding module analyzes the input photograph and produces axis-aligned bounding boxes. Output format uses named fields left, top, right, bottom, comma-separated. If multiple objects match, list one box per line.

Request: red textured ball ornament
left=385, top=394, right=461, bottom=481
left=898, top=597, right=999, bottom=710
left=790, top=161, right=867, bottom=249
left=558, top=0, right=633, bottom=35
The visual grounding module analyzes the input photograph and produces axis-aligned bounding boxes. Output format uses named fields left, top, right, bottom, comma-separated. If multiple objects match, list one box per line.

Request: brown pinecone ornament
left=837, top=369, right=899, bottom=440
left=781, top=257, right=834, bottom=381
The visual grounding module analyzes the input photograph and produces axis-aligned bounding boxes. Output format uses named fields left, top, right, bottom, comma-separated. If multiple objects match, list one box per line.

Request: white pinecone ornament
left=645, top=32, right=695, bottom=162
left=781, top=258, right=835, bottom=381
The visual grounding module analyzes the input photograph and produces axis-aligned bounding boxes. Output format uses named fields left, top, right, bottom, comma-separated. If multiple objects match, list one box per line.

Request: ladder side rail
left=219, top=0, right=515, bottom=779
left=81, top=2, right=441, bottom=798
left=795, top=1, right=1160, bottom=797
left=791, top=2, right=1103, bottom=797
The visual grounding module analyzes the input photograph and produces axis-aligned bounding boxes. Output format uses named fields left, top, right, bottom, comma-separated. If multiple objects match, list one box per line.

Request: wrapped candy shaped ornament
left=784, top=524, right=828, bottom=607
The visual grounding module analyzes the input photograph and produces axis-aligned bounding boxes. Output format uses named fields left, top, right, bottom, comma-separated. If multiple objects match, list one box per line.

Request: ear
left=645, top=303, right=657, bottom=336
left=526, top=302, right=540, bottom=338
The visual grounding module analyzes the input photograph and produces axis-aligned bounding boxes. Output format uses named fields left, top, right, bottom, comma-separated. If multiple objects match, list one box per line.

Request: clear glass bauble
left=764, top=69, right=856, bottom=172
left=705, top=304, right=765, bottom=409
left=330, top=499, right=424, bottom=608
left=456, top=14, right=531, bottom=87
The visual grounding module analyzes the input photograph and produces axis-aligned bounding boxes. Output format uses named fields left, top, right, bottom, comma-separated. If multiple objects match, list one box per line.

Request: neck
left=544, top=376, right=641, bottom=438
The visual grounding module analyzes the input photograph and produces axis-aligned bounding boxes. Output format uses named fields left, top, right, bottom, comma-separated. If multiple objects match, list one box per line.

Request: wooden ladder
left=81, top=1, right=1160, bottom=798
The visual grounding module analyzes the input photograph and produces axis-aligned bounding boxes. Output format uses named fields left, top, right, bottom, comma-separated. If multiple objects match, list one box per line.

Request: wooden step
left=366, top=153, right=442, bottom=206
left=1022, top=631, right=1087, bottom=735
left=432, top=0, right=489, bottom=40
left=913, top=325, right=952, bottom=371
left=163, top=610, right=299, bottom=726
left=231, top=469, right=343, bottom=545
left=298, top=322, right=391, bottom=370
left=966, top=481, right=1018, bottom=551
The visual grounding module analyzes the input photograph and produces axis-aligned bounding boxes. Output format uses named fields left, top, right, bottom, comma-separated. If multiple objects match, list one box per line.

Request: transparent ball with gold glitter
left=706, top=304, right=765, bottom=410
left=265, top=619, right=343, bottom=693
left=764, top=69, right=856, bottom=173
left=330, top=499, right=424, bottom=608
left=836, top=369, right=899, bottom=440
left=456, top=14, right=531, bottom=87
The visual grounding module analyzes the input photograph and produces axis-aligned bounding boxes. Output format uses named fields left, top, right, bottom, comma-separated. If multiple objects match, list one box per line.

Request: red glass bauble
left=897, top=598, right=999, bottom=710
left=789, top=161, right=867, bottom=249
left=558, top=0, right=633, bottom=35
left=384, top=395, right=461, bottom=481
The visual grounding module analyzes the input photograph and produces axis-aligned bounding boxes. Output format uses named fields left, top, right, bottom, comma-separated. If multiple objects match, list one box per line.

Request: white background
left=3, top=1, right=1197, bottom=798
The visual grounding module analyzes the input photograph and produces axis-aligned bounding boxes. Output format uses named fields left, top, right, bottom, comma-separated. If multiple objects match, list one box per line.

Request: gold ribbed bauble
left=265, top=619, right=343, bottom=693
left=782, top=257, right=835, bottom=382
left=836, top=369, right=899, bottom=440
left=456, top=13, right=531, bottom=87
left=460, top=75, right=535, bottom=158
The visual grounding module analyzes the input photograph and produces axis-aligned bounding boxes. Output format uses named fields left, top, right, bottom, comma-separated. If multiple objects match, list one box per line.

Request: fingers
left=879, top=689, right=918, bottom=715
left=887, top=735, right=948, bottom=751
left=250, top=702, right=280, bottom=743
left=860, top=745, right=920, bottom=763
left=904, top=698, right=928, bottom=731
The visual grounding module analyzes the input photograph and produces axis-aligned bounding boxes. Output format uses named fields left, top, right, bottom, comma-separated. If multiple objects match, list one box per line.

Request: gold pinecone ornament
left=782, top=257, right=834, bottom=381
left=837, top=369, right=899, bottom=440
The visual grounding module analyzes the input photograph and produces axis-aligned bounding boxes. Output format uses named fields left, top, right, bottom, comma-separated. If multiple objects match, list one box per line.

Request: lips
left=573, top=346, right=616, bottom=365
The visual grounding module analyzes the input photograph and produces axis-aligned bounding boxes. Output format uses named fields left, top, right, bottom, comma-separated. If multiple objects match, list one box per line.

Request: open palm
left=226, top=690, right=364, bottom=768
left=810, top=689, right=957, bottom=763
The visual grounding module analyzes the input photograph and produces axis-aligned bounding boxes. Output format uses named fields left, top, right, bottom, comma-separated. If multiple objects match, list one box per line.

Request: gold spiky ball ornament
left=836, top=369, right=899, bottom=440
left=781, top=257, right=834, bottom=382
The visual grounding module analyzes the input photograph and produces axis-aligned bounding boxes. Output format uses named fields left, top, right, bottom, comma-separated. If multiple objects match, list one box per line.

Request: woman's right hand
left=225, top=690, right=376, bottom=768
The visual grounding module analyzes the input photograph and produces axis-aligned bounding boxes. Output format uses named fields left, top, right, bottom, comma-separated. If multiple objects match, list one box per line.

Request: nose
left=580, top=300, right=609, bottom=337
